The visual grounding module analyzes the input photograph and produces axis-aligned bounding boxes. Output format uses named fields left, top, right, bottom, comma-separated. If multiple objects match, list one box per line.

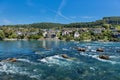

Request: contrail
left=58, top=0, right=66, bottom=11
left=37, top=1, right=73, bottom=22
left=55, top=0, right=72, bottom=21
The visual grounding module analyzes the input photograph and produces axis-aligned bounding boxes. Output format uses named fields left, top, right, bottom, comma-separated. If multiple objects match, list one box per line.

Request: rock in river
left=61, top=54, right=70, bottom=59
left=1, top=58, right=17, bottom=62
left=99, top=55, right=109, bottom=60
left=77, top=48, right=86, bottom=52
left=96, top=48, right=104, bottom=52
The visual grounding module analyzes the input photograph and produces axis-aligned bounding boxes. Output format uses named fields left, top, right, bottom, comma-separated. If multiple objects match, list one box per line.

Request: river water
left=0, top=40, right=120, bottom=80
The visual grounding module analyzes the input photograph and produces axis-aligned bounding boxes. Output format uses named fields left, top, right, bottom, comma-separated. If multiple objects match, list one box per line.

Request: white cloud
left=70, top=16, right=95, bottom=19
left=80, top=16, right=94, bottom=19
left=2, top=19, right=12, bottom=24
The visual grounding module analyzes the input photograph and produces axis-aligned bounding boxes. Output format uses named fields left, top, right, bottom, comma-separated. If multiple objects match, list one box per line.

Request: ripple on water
left=17, top=58, right=38, bottom=65
left=0, top=61, right=41, bottom=80
left=39, top=55, right=75, bottom=66
left=79, top=52, right=120, bottom=65
left=0, top=62, right=29, bottom=75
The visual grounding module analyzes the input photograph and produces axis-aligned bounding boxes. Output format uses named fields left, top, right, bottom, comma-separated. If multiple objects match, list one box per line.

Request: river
left=0, top=40, right=120, bottom=80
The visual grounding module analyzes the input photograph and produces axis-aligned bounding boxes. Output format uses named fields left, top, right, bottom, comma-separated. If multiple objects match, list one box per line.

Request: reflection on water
left=41, top=40, right=60, bottom=49
left=0, top=40, right=120, bottom=80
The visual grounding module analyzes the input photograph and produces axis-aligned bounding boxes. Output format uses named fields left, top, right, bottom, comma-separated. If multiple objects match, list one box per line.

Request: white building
left=16, top=31, right=22, bottom=35
left=43, top=31, right=47, bottom=38
left=91, top=28, right=105, bottom=34
left=62, top=31, right=70, bottom=36
left=74, top=31, right=80, bottom=38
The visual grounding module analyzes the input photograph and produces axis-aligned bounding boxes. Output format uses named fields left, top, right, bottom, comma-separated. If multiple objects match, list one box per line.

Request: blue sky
left=0, top=0, right=120, bottom=25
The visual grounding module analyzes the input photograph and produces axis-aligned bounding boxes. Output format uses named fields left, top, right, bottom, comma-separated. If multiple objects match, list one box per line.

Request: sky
left=0, top=0, right=120, bottom=25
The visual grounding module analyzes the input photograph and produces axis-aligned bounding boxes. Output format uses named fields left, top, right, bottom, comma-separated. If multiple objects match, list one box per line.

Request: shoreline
left=1, top=38, right=120, bottom=42
left=3, top=38, right=60, bottom=41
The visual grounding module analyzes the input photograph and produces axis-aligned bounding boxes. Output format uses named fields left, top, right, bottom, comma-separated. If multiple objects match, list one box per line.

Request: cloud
left=2, top=19, right=12, bottom=24
left=55, top=0, right=72, bottom=21
left=70, top=16, right=95, bottom=19
left=80, top=16, right=94, bottom=19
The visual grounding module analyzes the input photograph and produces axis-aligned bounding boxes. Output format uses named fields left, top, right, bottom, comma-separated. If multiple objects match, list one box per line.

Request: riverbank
left=3, top=38, right=60, bottom=41
left=1, top=38, right=120, bottom=42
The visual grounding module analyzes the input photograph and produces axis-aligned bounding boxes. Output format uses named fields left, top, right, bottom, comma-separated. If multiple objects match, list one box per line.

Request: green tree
left=0, top=30, right=5, bottom=40
left=102, top=24, right=110, bottom=29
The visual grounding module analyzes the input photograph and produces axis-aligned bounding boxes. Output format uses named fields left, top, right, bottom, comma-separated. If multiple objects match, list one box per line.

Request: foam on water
left=0, top=62, right=29, bottom=75
left=30, top=75, right=41, bottom=80
left=79, top=52, right=120, bottom=65
left=62, top=48, right=69, bottom=51
left=91, top=50, right=96, bottom=52
left=17, top=58, right=38, bottom=65
left=93, top=56, right=120, bottom=64
left=90, top=67, right=95, bottom=71
left=109, top=56, right=120, bottom=59
left=0, top=61, right=41, bottom=79
left=35, top=51, right=50, bottom=55
left=39, top=55, right=73, bottom=66
left=79, top=52, right=89, bottom=56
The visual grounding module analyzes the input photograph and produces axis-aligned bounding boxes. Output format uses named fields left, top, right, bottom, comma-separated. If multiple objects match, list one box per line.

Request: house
left=80, top=28, right=89, bottom=32
left=74, top=31, right=80, bottom=38
left=43, top=31, right=47, bottom=38
left=16, top=31, right=23, bottom=35
left=113, top=33, right=120, bottom=38
left=42, top=29, right=57, bottom=38
left=47, top=31, right=56, bottom=38
left=110, top=27, right=117, bottom=32
left=62, top=31, right=70, bottom=36
left=91, top=28, right=105, bottom=34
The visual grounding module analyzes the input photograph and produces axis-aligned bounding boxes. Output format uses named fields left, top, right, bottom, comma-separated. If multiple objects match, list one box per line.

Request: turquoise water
left=0, top=40, right=120, bottom=80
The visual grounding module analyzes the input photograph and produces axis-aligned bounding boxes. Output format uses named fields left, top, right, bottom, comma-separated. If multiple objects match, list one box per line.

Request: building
left=113, top=33, right=120, bottom=38
left=91, top=28, right=105, bottom=34
left=74, top=31, right=80, bottom=38
left=42, top=29, right=58, bottom=38
left=43, top=31, right=47, bottom=38
left=62, top=31, right=70, bottom=36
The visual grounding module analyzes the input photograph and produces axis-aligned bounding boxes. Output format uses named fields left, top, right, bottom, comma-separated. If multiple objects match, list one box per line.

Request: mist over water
left=0, top=40, right=120, bottom=80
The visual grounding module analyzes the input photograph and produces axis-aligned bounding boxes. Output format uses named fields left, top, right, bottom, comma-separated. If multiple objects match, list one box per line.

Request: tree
left=79, top=32, right=91, bottom=40
left=102, top=24, right=110, bottom=29
left=0, top=30, right=5, bottom=40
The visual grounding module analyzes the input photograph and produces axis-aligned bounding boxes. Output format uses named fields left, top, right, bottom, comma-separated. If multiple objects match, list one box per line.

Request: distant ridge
left=1, top=16, right=120, bottom=29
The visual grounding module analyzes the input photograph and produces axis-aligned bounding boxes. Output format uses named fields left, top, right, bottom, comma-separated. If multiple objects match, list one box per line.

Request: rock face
left=1, top=58, right=17, bottom=62
left=61, top=54, right=70, bottom=59
left=99, top=55, right=109, bottom=60
left=77, top=48, right=86, bottom=52
left=96, top=48, right=104, bottom=52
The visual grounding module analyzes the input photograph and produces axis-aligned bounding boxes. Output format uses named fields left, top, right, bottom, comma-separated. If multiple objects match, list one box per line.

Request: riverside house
left=61, top=28, right=74, bottom=36
left=74, top=31, right=80, bottom=38
left=42, top=29, right=58, bottom=38
left=90, top=28, right=105, bottom=34
left=62, top=30, right=70, bottom=36
left=113, top=32, right=120, bottom=38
